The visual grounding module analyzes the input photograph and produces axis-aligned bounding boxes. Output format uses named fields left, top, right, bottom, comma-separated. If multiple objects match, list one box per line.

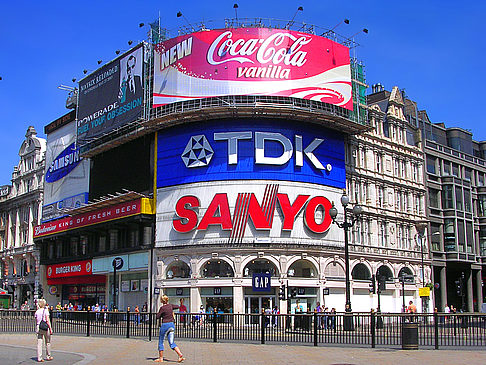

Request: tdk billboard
left=157, top=119, right=345, bottom=189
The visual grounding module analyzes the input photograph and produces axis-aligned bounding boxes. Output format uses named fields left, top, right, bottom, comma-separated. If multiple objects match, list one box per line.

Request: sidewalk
left=1, top=334, right=485, bottom=365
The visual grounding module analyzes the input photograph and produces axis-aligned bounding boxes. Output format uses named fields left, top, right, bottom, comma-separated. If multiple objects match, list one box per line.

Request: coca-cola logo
left=207, top=30, right=311, bottom=67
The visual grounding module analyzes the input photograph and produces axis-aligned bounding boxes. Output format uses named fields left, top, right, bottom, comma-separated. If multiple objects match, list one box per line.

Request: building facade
left=349, top=86, right=430, bottom=312
left=402, top=98, right=486, bottom=312
left=0, top=126, right=46, bottom=308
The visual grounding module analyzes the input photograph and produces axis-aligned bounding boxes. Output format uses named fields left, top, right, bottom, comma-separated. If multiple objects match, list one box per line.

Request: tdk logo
left=181, top=131, right=331, bottom=171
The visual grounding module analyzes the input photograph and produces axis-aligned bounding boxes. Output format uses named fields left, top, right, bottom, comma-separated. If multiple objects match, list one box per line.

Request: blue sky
left=0, top=0, right=485, bottom=185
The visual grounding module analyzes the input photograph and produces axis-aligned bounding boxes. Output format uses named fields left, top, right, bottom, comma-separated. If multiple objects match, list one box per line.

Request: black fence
left=2, top=309, right=485, bottom=349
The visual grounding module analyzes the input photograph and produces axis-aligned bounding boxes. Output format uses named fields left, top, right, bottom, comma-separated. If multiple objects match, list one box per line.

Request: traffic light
left=290, top=288, right=297, bottom=298
left=279, top=285, right=286, bottom=300
left=455, top=279, right=463, bottom=297
left=37, top=284, right=43, bottom=298
left=369, top=274, right=376, bottom=294
left=378, top=276, right=386, bottom=292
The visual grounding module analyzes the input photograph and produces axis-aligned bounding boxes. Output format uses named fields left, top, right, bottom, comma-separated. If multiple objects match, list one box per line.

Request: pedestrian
left=34, top=298, right=53, bottom=362
left=134, top=305, right=140, bottom=326
left=407, top=300, right=417, bottom=322
left=154, top=295, right=185, bottom=363
left=315, top=302, right=322, bottom=328
left=179, top=298, right=187, bottom=328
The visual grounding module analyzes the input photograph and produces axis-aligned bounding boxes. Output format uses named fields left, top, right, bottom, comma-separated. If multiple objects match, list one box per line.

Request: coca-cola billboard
left=153, top=28, right=352, bottom=110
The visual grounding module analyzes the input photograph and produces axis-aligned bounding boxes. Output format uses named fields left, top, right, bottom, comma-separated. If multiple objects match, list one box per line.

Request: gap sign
left=252, top=273, right=272, bottom=292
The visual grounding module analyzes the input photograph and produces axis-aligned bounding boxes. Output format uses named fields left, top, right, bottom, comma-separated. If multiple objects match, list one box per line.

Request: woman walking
left=154, top=295, right=185, bottom=363
left=34, top=299, right=53, bottom=362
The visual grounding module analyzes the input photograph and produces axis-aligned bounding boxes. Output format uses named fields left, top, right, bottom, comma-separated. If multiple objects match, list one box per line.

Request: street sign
left=112, top=257, right=124, bottom=270
left=323, top=288, right=330, bottom=296
left=419, top=287, right=430, bottom=297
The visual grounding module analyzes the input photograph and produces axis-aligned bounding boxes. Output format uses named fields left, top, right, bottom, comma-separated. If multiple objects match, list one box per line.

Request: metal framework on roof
left=65, top=190, right=148, bottom=216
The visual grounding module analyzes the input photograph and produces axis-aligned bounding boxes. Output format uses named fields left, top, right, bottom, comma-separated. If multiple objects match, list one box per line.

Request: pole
left=113, top=265, right=117, bottom=310
left=402, top=277, right=406, bottom=312
left=344, top=208, right=351, bottom=311
left=149, top=246, right=153, bottom=341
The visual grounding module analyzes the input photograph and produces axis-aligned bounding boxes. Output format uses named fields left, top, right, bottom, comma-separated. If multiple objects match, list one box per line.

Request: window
left=397, top=224, right=403, bottom=247
left=457, top=219, right=465, bottom=252
left=478, top=173, right=484, bottom=187
left=404, top=192, right=409, bottom=212
left=480, top=227, right=486, bottom=256
left=466, top=222, right=473, bottom=253
left=360, top=148, right=367, bottom=168
left=380, top=221, right=388, bottom=246
left=442, top=185, right=454, bottom=209
left=396, top=191, right=401, bottom=211
left=428, top=188, right=439, bottom=208
left=426, top=156, right=436, bottom=174
left=412, top=163, right=418, bottom=182
left=464, top=189, right=471, bottom=212
left=376, top=153, right=382, bottom=172
left=394, top=158, right=399, bottom=176
left=414, top=194, right=420, bottom=214
left=401, top=160, right=406, bottom=177
left=443, top=161, right=451, bottom=176
left=478, top=194, right=486, bottom=216
left=378, top=186, right=384, bottom=207
left=444, top=219, right=456, bottom=251
left=166, top=261, right=191, bottom=279
left=452, top=163, right=460, bottom=177
left=464, top=168, right=472, bottom=181
left=455, top=186, right=463, bottom=211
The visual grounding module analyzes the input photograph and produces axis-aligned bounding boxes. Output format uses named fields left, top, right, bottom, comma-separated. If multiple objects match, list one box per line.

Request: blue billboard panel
left=157, top=119, right=345, bottom=188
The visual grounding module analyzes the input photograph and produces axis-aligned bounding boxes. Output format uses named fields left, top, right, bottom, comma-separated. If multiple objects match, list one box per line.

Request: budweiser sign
left=34, top=200, right=142, bottom=238
left=153, top=28, right=352, bottom=109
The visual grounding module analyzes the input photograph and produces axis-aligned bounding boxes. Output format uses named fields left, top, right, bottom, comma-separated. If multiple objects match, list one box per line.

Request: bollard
left=126, top=308, right=130, bottom=338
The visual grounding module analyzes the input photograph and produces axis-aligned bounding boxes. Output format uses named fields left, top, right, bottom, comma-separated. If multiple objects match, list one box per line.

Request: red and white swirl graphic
left=153, top=28, right=352, bottom=110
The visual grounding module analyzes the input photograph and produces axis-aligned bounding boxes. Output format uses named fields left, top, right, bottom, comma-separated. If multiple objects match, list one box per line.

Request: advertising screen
left=42, top=118, right=90, bottom=222
left=157, top=119, right=345, bottom=189
left=77, top=45, right=144, bottom=145
left=153, top=28, right=352, bottom=109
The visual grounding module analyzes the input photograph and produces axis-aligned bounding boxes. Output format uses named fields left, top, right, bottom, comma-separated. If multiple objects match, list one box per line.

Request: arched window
left=288, top=259, right=318, bottom=278
left=398, top=267, right=414, bottom=283
left=201, top=260, right=234, bottom=278
left=323, top=262, right=345, bottom=279
left=351, top=263, right=371, bottom=280
left=243, top=259, right=279, bottom=277
left=376, top=265, right=394, bottom=281
left=166, top=261, right=191, bottom=279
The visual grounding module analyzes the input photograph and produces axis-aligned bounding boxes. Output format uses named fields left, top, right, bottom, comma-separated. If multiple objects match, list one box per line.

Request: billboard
left=156, top=181, right=344, bottom=248
left=42, top=116, right=90, bottom=222
left=153, top=28, right=352, bottom=109
left=77, top=45, right=144, bottom=145
left=157, top=119, right=345, bottom=189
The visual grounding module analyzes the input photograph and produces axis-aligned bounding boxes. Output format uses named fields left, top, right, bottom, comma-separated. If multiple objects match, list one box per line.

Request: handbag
left=38, top=308, right=49, bottom=331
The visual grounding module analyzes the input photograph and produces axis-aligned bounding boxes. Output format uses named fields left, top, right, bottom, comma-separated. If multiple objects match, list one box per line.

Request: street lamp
left=329, top=190, right=363, bottom=314
left=415, top=220, right=428, bottom=313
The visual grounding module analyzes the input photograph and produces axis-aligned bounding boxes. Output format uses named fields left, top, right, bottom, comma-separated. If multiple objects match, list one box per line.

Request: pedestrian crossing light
left=279, top=285, right=286, bottom=300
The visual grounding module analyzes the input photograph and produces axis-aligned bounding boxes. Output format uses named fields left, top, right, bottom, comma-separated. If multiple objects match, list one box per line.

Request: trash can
left=402, top=321, right=418, bottom=350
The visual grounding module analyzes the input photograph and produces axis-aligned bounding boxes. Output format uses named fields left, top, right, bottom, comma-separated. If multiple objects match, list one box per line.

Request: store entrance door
left=245, top=296, right=275, bottom=324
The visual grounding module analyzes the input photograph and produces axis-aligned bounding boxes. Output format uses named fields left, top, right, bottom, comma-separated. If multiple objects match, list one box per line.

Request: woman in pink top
left=34, top=299, right=53, bottom=362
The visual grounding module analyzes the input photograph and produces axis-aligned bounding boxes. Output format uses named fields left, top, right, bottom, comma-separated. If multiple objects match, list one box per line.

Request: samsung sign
left=45, top=142, right=81, bottom=183
left=157, top=119, right=345, bottom=188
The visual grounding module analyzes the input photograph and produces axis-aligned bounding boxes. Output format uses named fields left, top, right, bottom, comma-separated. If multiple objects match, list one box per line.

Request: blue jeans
left=158, top=322, right=177, bottom=351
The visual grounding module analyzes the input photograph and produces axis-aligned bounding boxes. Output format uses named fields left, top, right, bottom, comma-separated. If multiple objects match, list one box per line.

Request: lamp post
left=415, top=220, right=428, bottom=313
left=329, top=190, right=363, bottom=315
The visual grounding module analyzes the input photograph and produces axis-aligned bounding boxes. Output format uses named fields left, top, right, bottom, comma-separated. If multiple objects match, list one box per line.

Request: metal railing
left=1, top=310, right=485, bottom=349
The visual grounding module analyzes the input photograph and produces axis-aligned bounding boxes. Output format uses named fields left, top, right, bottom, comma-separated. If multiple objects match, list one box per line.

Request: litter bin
left=402, top=321, right=418, bottom=350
